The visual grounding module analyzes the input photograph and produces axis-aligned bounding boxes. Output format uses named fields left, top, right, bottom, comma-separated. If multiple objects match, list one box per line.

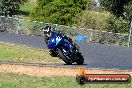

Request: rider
left=43, top=25, right=77, bottom=56
left=43, top=25, right=74, bottom=46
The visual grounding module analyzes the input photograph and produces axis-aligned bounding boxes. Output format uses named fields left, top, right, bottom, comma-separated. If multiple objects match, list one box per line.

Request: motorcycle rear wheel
left=76, top=53, right=84, bottom=65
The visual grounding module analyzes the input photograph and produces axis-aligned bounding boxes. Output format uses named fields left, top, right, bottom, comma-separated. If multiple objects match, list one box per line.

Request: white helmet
left=43, top=25, right=52, bottom=37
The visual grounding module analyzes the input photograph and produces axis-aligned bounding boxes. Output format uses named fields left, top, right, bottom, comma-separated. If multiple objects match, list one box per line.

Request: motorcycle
left=46, top=33, right=84, bottom=65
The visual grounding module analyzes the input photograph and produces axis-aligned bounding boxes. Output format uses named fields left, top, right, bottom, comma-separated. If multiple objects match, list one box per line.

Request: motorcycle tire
left=76, top=53, right=84, bottom=65
left=57, top=49, right=72, bottom=65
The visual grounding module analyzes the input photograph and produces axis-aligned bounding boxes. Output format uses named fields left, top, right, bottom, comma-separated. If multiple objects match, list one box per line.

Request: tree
left=101, top=0, right=132, bottom=47
left=0, top=0, right=3, bottom=15
left=30, top=0, right=90, bottom=26
left=124, top=1, right=132, bottom=20
left=86, top=0, right=97, bottom=10
left=100, top=0, right=131, bottom=19
left=100, top=0, right=132, bottom=33
left=0, top=0, right=27, bottom=16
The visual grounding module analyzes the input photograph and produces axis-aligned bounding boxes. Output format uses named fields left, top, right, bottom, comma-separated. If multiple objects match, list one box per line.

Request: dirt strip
left=0, top=64, right=132, bottom=77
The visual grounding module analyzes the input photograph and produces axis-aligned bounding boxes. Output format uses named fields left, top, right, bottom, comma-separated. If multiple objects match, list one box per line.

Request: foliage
left=106, top=16, right=130, bottom=33
left=76, top=11, right=110, bottom=31
left=86, top=0, right=97, bottom=10
left=0, top=0, right=28, bottom=16
left=124, top=1, right=132, bottom=20
left=30, top=0, right=90, bottom=26
left=100, top=0, right=131, bottom=18
left=0, top=0, right=3, bottom=15
left=100, top=0, right=131, bottom=33
left=19, top=2, right=35, bottom=16
left=86, top=0, right=102, bottom=11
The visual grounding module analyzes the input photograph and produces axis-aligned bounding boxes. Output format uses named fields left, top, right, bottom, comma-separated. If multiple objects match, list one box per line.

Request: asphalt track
left=0, top=32, right=132, bottom=70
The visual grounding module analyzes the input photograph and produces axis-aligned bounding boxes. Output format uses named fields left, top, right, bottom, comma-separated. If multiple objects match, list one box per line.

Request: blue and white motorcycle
left=46, top=33, right=84, bottom=65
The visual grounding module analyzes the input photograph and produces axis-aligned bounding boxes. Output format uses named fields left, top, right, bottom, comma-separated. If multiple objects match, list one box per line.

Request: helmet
left=43, top=25, right=52, bottom=37
left=43, top=25, right=52, bottom=32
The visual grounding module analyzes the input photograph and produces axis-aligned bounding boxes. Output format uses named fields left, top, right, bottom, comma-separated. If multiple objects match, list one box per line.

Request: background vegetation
left=100, top=0, right=132, bottom=33
left=76, top=10, right=110, bottom=31
left=30, top=0, right=90, bottom=26
left=0, top=0, right=132, bottom=33
left=19, top=2, right=35, bottom=16
left=0, top=0, right=27, bottom=16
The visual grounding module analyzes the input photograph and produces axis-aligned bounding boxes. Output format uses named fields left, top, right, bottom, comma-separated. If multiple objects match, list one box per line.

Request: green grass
left=20, top=2, right=35, bottom=16
left=0, top=72, right=131, bottom=88
left=0, top=43, right=60, bottom=62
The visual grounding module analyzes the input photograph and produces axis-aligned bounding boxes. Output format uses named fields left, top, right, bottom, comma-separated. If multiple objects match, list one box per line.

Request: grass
left=0, top=43, right=60, bottom=62
left=19, top=2, right=35, bottom=16
left=0, top=72, right=131, bottom=88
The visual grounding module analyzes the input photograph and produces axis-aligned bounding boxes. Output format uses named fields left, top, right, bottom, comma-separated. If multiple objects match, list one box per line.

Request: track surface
left=0, top=32, right=132, bottom=70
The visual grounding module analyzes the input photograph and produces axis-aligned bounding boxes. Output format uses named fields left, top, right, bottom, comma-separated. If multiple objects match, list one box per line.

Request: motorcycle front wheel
left=57, top=49, right=72, bottom=65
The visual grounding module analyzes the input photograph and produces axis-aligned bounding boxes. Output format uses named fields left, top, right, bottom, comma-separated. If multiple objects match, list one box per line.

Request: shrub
left=30, top=0, right=89, bottom=26
left=75, top=11, right=111, bottom=31
left=106, top=16, right=130, bottom=33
